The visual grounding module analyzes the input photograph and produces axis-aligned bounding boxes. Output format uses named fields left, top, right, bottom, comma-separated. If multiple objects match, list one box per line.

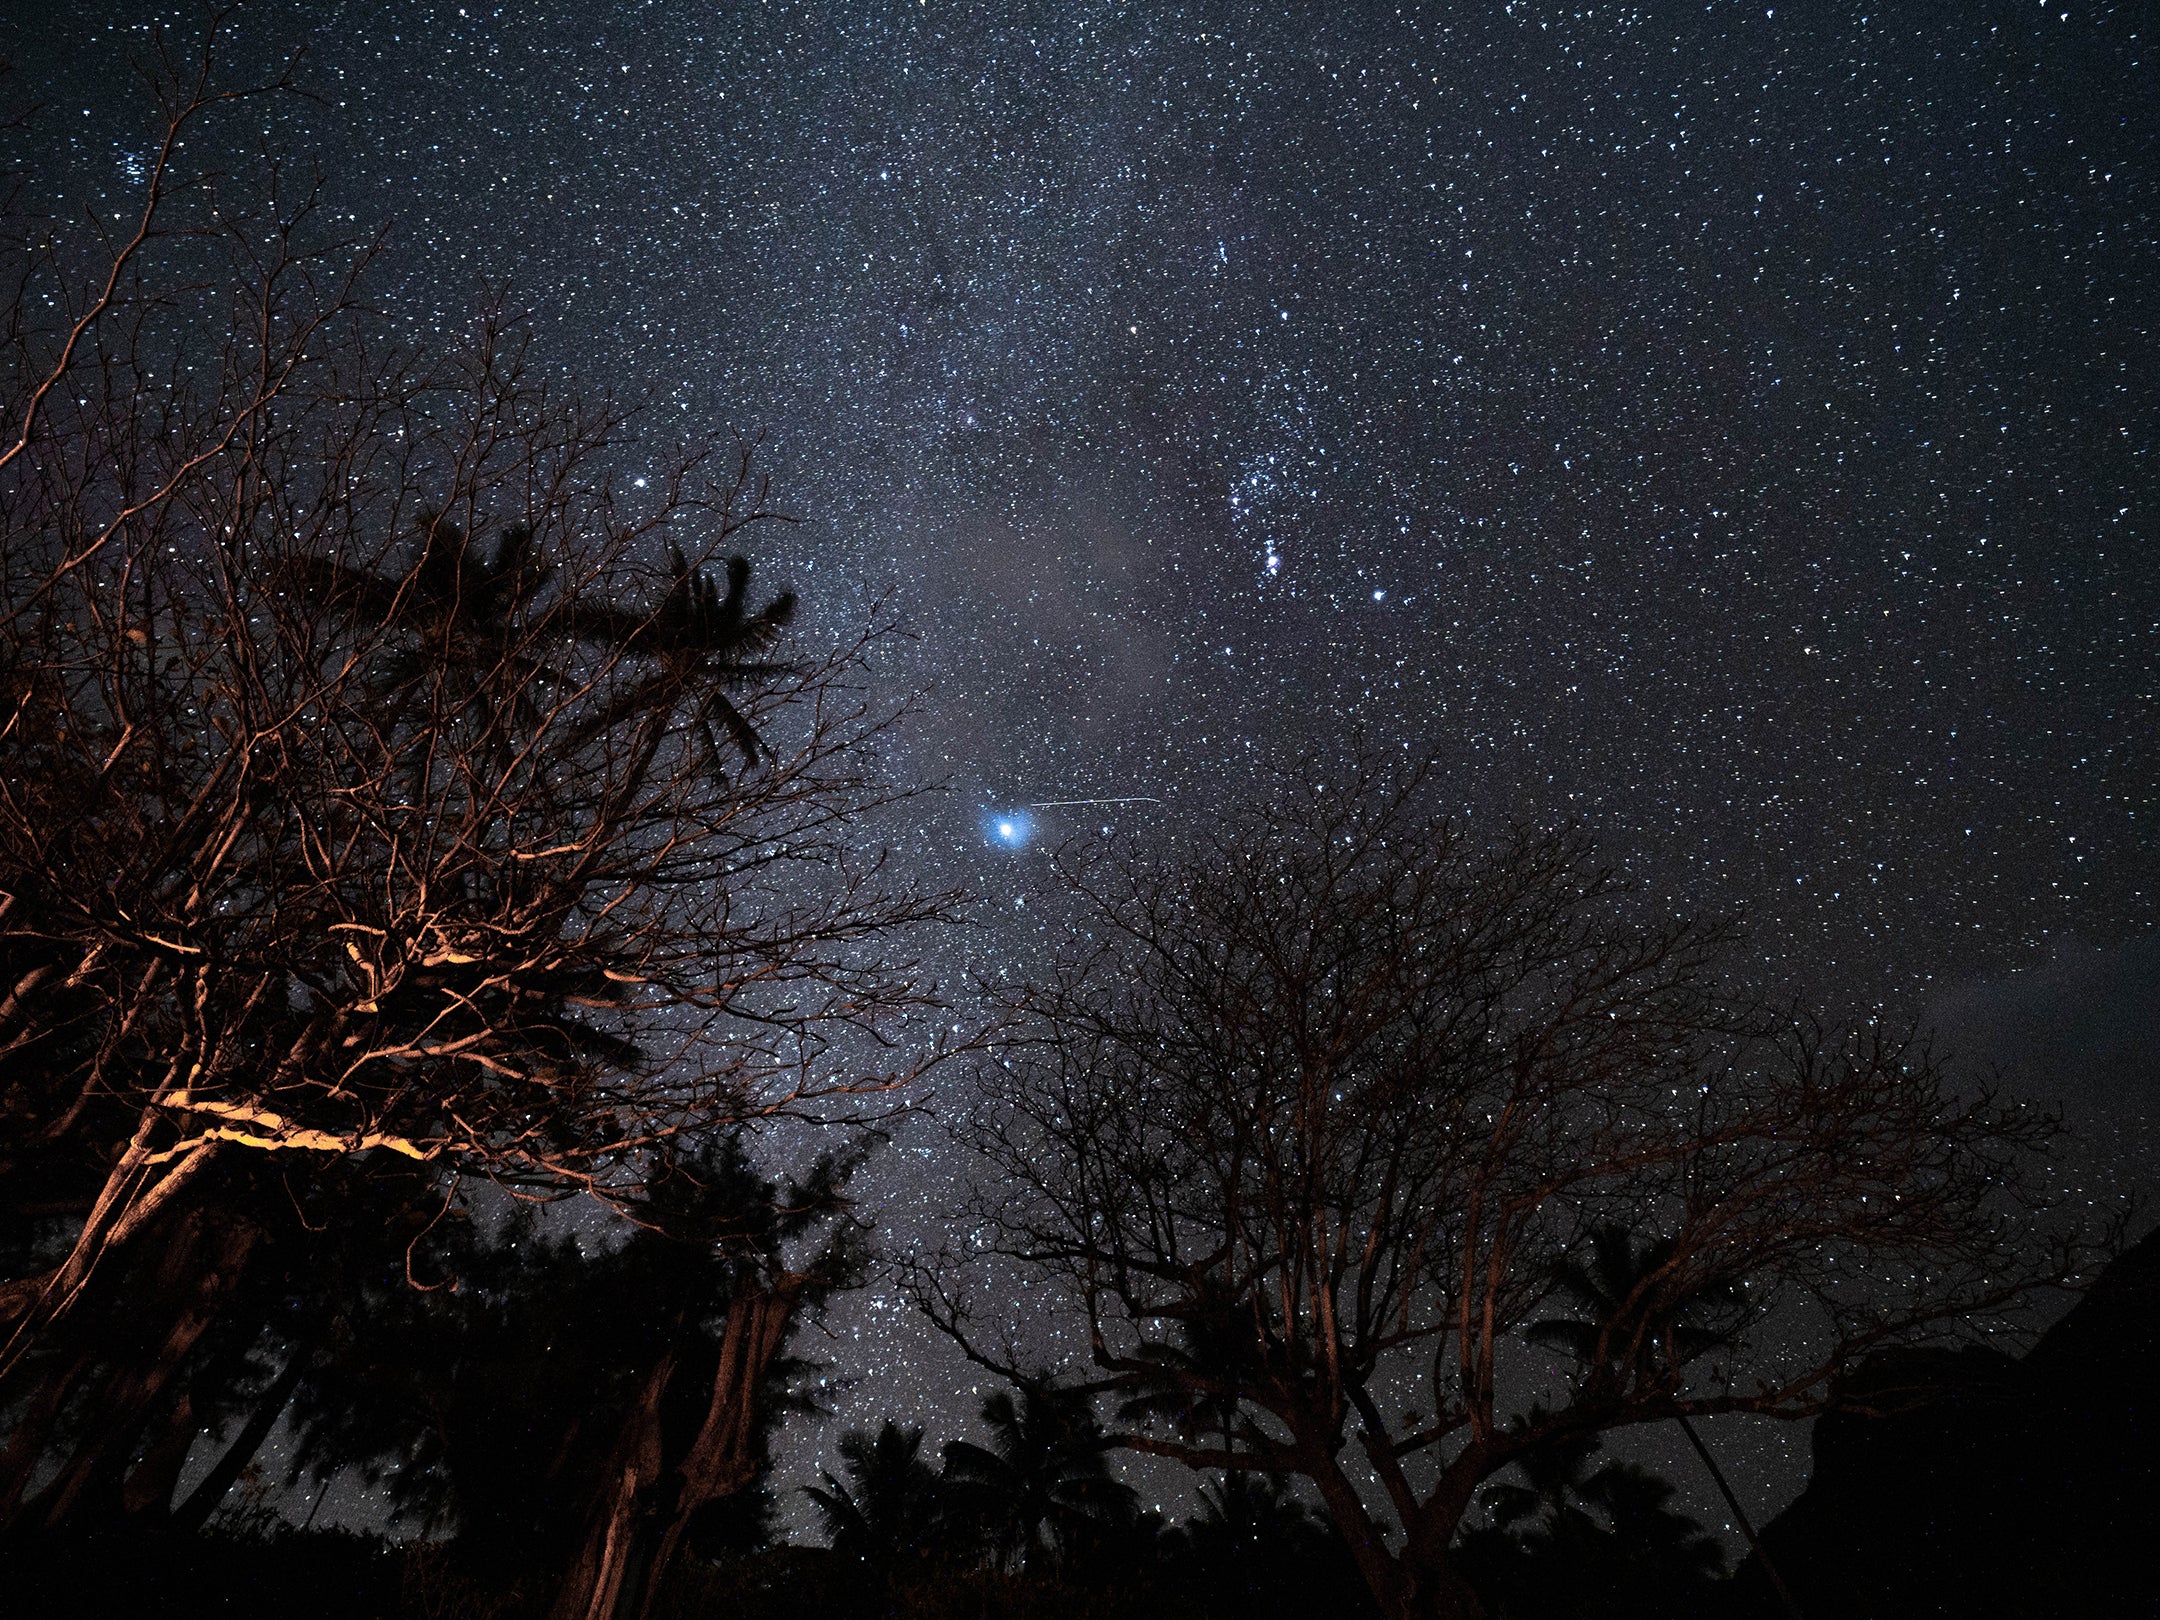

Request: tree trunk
left=28, top=1206, right=257, bottom=1532
left=1677, top=1412, right=1805, bottom=1620
left=0, top=1343, right=91, bottom=1523
left=548, top=1349, right=678, bottom=1620
left=166, top=1344, right=309, bottom=1534
left=117, top=1387, right=196, bottom=1518
left=0, top=1119, right=219, bottom=1396
left=548, top=1276, right=806, bottom=1620
left=120, top=1320, right=271, bottom=1522
left=1307, top=1448, right=1488, bottom=1620
left=0, top=1118, right=210, bottom=1429
left=631, top=1276, right=804, bottom=1620
left=1307, top=1457, right=1424, bottom=1619
left=1396, top=1540, right=1492, bottom=1620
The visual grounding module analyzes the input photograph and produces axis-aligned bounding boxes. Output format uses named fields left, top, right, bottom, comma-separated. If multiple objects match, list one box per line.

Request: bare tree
left=926, top=758, right=2092, bottom=1620
left=0, top=23, right=963, bottom=1572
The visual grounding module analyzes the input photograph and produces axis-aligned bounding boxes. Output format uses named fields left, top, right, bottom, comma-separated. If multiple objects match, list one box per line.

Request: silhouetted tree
left=0, top=23, right=962, bottom=1604
left=1177, top=1468, right=1332, bottom=1565
left=1476, top=1423, right=1608, bottom=1545
left=546, top=1138, right=871, bottom=1620
left=50, top=1127, right=855, bottom=1611
left=1526, top=1221, right=1802, bottom=1619
left=806, top=1421, right=949, bottom=1569
left=925, top=755, right=2093, bottom=1620
left=1455, top=1419, right=1723, bottom=1620
left=1153, top=1469, right=1377, bottom=1620
left=939, top=1379, right=1137, bottom=1574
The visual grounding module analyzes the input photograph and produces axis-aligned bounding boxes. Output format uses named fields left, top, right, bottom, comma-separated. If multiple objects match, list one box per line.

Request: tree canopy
left=930, top=756, right=2090, bottom=1620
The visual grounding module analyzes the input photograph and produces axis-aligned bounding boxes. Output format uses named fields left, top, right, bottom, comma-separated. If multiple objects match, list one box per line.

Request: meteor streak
left=1023, top=797, right=1163, bottom=808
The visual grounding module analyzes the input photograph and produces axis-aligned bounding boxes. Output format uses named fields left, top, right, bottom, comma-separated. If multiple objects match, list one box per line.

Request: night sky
left=18, top=0, right=2156, bottom=1539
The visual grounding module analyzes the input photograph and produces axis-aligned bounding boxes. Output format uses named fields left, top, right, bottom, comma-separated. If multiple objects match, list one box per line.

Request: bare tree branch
left=926, top=754, right=2104, bottom=1620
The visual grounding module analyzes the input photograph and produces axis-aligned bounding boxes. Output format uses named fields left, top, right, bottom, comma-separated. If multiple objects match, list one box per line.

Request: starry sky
left=19, top=0, right=2156, bottom=1538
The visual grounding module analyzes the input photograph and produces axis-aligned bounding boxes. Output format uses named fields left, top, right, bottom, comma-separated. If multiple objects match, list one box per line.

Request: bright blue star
left=985, top=810, right=1034, bottom=849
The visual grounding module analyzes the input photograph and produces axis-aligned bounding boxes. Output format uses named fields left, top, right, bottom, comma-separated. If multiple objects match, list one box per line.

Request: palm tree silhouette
left=1459, top=1414, right=1726, bottom=1619
left=1526, top=1223, right=1746, bottom=1372
left=940, top=1380, right=1137, bottom=1574
left=282, top=514, right=551, bottom=702
left=1112, top=1288, right=1273, bottom=1452
left=1478, top=1420, right=1609, bottom=1547
left=803, top=1421, right=945, bottom=1567
left=1588, top=1459, right=1726, bottom=1587
left=1184, top=1467, right=1334, bottom=1558
left=1527, top=1222, right=1802, bottom=1620
left=288, top=520, right=795, bottom=764
left=562, top=545, right=795, bottom=765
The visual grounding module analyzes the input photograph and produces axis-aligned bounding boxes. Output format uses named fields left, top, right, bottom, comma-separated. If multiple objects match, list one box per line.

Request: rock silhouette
left=1730, top=1224, right=2160, bottom=1618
